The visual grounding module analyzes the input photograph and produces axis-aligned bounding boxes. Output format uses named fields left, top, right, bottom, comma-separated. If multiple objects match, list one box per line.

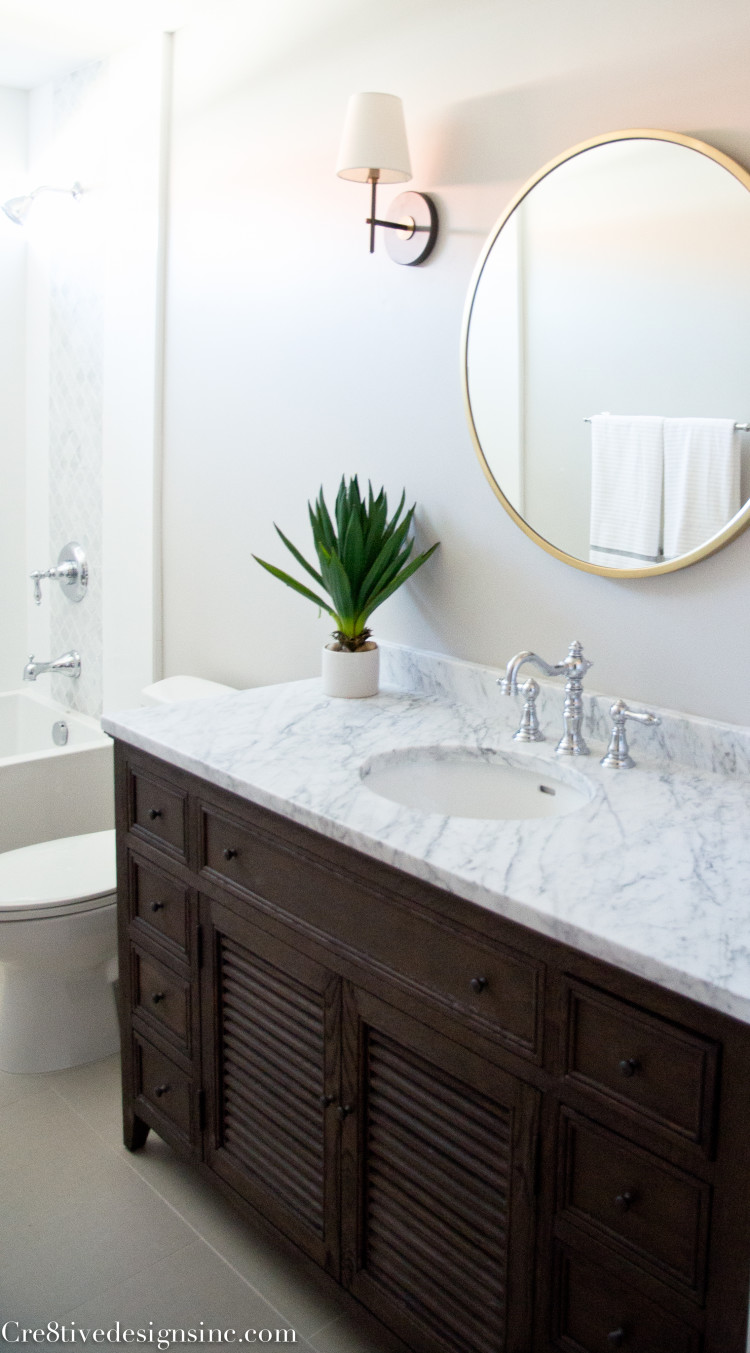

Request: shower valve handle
left=30, top=543, right=88, bottom=606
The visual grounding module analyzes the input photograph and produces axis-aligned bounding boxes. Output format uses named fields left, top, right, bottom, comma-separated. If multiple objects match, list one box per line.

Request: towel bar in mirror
left=461, top=129, right=750, bottom=576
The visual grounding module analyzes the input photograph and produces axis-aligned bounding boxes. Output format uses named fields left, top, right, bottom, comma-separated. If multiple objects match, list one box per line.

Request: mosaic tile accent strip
left=47, top=63, right=105, bottom=715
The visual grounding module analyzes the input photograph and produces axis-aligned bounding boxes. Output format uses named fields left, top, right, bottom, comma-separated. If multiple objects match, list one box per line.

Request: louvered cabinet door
left=201, top=897, right=342, bottom=1276
left=340, top=984, right=540, bottom=1353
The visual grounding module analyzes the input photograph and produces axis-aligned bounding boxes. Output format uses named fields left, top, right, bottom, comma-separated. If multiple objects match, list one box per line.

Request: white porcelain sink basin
left=360, top=746, right=591, bottom=820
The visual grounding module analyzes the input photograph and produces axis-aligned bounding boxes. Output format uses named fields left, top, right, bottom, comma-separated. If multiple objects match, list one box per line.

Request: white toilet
left=0, top=831, right=118, bottom=1073
left=141, top=674, right=237, bottom=706
left=0, top=675, right=237, bottom=1074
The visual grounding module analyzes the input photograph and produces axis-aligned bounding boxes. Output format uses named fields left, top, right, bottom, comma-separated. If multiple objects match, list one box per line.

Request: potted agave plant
left=253, top=476, right=439, bottom=697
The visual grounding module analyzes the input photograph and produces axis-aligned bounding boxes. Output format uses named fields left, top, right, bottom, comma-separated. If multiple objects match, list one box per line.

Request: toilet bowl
left=0, top=679, right=236, bottom=1075
left=0, top=830, right=118, bottom=1073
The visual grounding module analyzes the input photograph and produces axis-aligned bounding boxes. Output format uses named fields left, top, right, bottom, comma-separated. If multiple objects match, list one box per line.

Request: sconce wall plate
left=383, top=191, right=438, bottom=266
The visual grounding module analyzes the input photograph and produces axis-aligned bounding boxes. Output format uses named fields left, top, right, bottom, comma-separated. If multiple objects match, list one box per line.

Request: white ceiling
left=0, top=0, right=211, bottom=88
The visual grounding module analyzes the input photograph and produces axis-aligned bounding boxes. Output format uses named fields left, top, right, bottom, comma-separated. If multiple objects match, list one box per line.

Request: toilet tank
left=141, top=676, right=238, bottom=706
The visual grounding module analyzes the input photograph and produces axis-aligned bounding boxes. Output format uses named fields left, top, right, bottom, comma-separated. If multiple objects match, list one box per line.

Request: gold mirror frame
left=461, top=129, right=750, bottom=577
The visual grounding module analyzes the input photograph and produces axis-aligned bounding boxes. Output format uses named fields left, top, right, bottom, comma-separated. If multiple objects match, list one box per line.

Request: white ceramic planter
left=321, top=642, right=379, bottom=698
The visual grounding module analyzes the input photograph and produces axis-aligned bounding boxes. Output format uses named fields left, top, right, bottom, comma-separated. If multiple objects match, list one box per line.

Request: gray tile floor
left=0, top=1055, right=393, bottom=1350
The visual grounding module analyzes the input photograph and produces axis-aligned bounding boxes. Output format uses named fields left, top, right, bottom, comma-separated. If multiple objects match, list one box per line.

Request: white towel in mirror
left=663, top=418, right=740, bottom=560
left=589, top=415, right=664, bottom=567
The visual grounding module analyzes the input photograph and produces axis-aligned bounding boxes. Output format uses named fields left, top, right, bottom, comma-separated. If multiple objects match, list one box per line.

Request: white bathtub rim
left=0, top=687, right=110, bottom=767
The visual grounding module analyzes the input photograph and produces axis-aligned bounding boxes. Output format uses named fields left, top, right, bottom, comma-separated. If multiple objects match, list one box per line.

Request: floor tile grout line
left=303, top=1313, right=349, bottom=1344
left=47, top=1080, right=360, bottom=1343
left=58, top=1236, right=199, bottom=1323
left=49, top=1087, right=309, bottom=1333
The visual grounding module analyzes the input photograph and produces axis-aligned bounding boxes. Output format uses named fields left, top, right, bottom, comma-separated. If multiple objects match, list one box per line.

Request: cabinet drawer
left=558, top=1110, right=709, bottom=1298
left=564, top=980, right=718, bottom=1152
left=133, top=948, right=191, bottom=1051
left=553, top=1246, right=701, bottom=1353
left=200, top=805, right=542, bottom=1057
left=128, top=766, right=187, bottom=859
left=134, top=1036, right=194, bottom=1142
left=130, top=855, right=190, bottom=955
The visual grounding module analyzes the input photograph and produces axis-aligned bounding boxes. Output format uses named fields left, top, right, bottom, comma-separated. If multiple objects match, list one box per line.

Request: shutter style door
left=341, top=985, right=540, bottom=1353
left=201, top=897, right=341, bottom=1276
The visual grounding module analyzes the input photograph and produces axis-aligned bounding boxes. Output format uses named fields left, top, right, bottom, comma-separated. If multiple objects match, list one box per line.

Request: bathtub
left=0, top=690, right=114, bottom=853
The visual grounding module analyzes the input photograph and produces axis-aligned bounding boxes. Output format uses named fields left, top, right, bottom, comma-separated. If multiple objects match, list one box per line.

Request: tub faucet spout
left=23, top=650, right=81, bottom=682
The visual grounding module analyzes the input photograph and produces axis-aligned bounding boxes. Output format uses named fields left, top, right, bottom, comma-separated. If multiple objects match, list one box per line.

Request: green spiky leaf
left=253, top=476, right=439, bottom=644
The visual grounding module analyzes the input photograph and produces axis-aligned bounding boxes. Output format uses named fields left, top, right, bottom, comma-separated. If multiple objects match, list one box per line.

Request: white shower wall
left=25, top=35, right=169, bottom=717
left=0, top=87, right=28, bottom=694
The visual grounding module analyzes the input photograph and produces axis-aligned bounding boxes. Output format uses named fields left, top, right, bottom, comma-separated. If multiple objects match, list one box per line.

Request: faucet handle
left=30, top=571, right=54, bottom=605
left=30, top=542, right=88, bottom=606
left=512, top=678, right=545, bottom=743
left=600, top=699, right=661, bottom=769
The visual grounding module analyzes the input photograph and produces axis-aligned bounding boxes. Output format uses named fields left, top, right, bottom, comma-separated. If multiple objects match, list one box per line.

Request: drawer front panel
left=133, top=948, right=191, bottom=1050
left=131, top=856, right=189, bottom=954
left=553, top=1247, right=701, bottom=1353
left=134, top=1037, right=193, bottom=1141
left=558, top=1110, right=709, bottom=1297
left=129, top=767, right=187, bottom=859
left=201, top=806, right=542, bottom=1057
left=564, top=980, right=718, bottom=1151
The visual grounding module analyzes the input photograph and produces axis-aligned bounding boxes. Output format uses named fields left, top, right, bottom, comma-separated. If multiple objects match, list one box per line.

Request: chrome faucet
left=498, top=640, right=592, bottom=756
left=23, top=650, right=81, bottom=682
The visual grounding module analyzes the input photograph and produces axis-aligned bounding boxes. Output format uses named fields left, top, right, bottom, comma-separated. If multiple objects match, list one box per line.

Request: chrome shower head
left=1, top=181, right=83, bottom=226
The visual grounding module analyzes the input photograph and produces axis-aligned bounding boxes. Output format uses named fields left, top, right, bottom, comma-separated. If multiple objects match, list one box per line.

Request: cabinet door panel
left=201, top=897, right=341, bottom=1276
left=341, top=985, right=539, bottom=1353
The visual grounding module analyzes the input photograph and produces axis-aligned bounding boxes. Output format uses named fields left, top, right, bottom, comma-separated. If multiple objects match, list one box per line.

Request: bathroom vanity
left=104, top=651, right=750, bottom=1353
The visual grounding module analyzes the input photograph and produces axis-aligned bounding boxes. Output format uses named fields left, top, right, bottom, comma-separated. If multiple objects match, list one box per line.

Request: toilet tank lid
left=141, top=676, right=237, bottom=704
left=0, top=830, right=116, bottom=909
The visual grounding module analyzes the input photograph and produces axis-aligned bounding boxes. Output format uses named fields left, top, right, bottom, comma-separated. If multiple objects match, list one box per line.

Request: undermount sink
left=360, top=745, right=592, bottom=820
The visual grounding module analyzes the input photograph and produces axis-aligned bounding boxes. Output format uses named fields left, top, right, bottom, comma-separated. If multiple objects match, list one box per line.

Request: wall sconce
left=336, top=92, right=438, bottom=266
left=2, top=181, right=83, bottom=226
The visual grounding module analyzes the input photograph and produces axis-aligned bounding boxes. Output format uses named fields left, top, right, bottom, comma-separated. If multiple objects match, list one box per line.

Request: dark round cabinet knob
left=151, top=991, right=165, bottom=1005
left=150, top=900, right=165, bottom=913
left=470, top=976, right=488, bottom=994
left=154, top=1083, right=170, bottom=1098
left=618, top=1057, right=640, bottom=1078
left=319, top=1094, right=334, bottom=1108
left=223, top=847, right=238, bottom=861
left=148, top=807, right=162, bottom=820
left=615, top=1190, right=636, bottom=1212
left=607, top=1330, right=625, bottom=1350
left=337, top=1103, right=355, bottom=1121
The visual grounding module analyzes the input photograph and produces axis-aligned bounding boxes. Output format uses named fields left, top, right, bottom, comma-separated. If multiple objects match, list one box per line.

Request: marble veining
left=102, top=647, right=750, bottom=1025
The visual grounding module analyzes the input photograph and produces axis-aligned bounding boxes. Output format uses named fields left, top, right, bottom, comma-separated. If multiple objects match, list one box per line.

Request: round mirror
left=462, top=130, right=750, bottom=576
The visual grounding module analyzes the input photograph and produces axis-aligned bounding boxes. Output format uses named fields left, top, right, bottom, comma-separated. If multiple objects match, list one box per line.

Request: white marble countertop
left=102, top=649, right=750, bottom=1025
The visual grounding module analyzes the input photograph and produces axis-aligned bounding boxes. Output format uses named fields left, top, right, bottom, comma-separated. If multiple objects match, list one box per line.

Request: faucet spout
left=23, top=650, right=81, bottom=683
left=498, top=650, right=565, bottom=695
left=498, top=641, right=592, bottom=756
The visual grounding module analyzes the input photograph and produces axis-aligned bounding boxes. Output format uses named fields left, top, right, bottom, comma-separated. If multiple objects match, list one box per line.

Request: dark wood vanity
left=115, top=740, right=750, bottom=1353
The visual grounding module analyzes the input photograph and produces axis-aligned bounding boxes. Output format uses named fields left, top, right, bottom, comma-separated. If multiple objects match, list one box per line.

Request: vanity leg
left=123, top=1111, right=150, bottom=1151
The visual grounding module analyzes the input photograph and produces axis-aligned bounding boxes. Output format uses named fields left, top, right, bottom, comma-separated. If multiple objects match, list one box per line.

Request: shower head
left=2, top=194, right=33, bottom=225
left=1, top=181, right=83, bottom=226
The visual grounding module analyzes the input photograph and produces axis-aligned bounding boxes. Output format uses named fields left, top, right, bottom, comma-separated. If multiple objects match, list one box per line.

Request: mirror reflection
left=463, top=132, right=750, bottom=574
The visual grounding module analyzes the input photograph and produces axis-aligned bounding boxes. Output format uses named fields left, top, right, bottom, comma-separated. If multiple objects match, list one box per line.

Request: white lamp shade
left=336, top=92, right=412, bottom=184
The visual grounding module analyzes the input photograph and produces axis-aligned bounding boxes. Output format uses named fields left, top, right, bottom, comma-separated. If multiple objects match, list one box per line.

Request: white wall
left=163, top=0, right=750, bottom=723
left=0, top=86, right=28, bottom=692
